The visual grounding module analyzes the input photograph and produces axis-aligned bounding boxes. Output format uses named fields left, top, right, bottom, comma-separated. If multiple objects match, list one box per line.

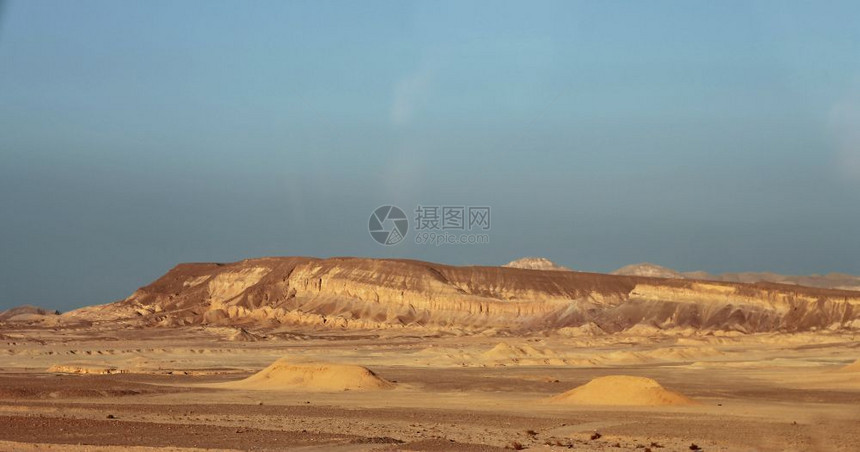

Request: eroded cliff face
left=68, top=257, right=860, bottom=333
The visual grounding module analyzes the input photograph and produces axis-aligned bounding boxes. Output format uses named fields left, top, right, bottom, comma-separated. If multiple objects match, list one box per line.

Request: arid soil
left=1, top=324, right=859, bottom=451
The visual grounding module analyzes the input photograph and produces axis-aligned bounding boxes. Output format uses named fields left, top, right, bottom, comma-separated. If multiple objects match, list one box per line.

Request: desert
left=1, top=256, right=859, bottom=451
left=4, top=3, right=860, bottom=449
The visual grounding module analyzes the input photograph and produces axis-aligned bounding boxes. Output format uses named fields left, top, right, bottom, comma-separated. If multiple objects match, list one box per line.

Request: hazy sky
left=1, top=1, right=859, bottom=311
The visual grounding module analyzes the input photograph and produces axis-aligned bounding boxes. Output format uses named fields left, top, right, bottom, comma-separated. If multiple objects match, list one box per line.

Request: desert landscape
left=1, top=256, right=859, bottom=451
left=4, top=1, right=860, bottom=450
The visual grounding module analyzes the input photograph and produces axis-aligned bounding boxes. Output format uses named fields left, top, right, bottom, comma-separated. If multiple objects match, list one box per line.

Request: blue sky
left=1, top=0, right=859, bottom=310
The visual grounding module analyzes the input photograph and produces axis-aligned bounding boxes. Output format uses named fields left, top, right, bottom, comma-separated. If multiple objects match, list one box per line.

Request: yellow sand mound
left=550, top=375, right=694, bottom=406
left=222, top=358, right=394, bottom=391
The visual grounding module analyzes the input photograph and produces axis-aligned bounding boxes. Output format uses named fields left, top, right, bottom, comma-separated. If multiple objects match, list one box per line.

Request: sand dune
left=221, top=358, right=394, bottom=391
left=550, top=375, right=695, bottom=406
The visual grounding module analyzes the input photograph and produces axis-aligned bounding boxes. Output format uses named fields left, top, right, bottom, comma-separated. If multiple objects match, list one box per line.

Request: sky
left=1, top=0, right=859, bottom=311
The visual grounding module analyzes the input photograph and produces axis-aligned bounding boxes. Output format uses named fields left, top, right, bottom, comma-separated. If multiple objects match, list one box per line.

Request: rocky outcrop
left=503, top=257, right=572, bottom=271
left=611, top=263, right=686, bottom=279
left=65, top=257, right=860, bottom=334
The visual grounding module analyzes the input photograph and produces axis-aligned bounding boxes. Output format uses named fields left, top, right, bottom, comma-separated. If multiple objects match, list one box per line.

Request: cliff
left=63, top=257, right=860, bottom=333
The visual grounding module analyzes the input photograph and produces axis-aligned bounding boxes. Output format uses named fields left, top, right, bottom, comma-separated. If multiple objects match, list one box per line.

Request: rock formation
left=503, top=257, right=572, bottom=271
left=59, top=256, right=860, bottom=334
left=682, top=271, right=860, bottom=292
left=611, top=263, right=686, bottom=279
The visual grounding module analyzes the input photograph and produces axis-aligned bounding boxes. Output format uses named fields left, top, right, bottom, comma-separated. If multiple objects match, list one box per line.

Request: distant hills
left=609, top=262, right=860, bottom=292
left=611, top=263, right=685, bottom=279
left=0, top=305, right=60, bottom=322
left=503, top=257, right=572, bottom=271
left=503, top=258, right=860, bottom=292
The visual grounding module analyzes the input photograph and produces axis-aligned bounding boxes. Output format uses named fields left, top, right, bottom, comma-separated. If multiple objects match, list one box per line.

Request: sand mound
left=222, top=358, right=394, bottom=392
left=550, top=375, right=694, bottom=406
left=482, top=342, right=551, bottom=360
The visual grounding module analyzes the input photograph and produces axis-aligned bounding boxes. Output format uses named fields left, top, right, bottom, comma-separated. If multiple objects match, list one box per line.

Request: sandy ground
left=1, top=325, right=859, bottom=451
